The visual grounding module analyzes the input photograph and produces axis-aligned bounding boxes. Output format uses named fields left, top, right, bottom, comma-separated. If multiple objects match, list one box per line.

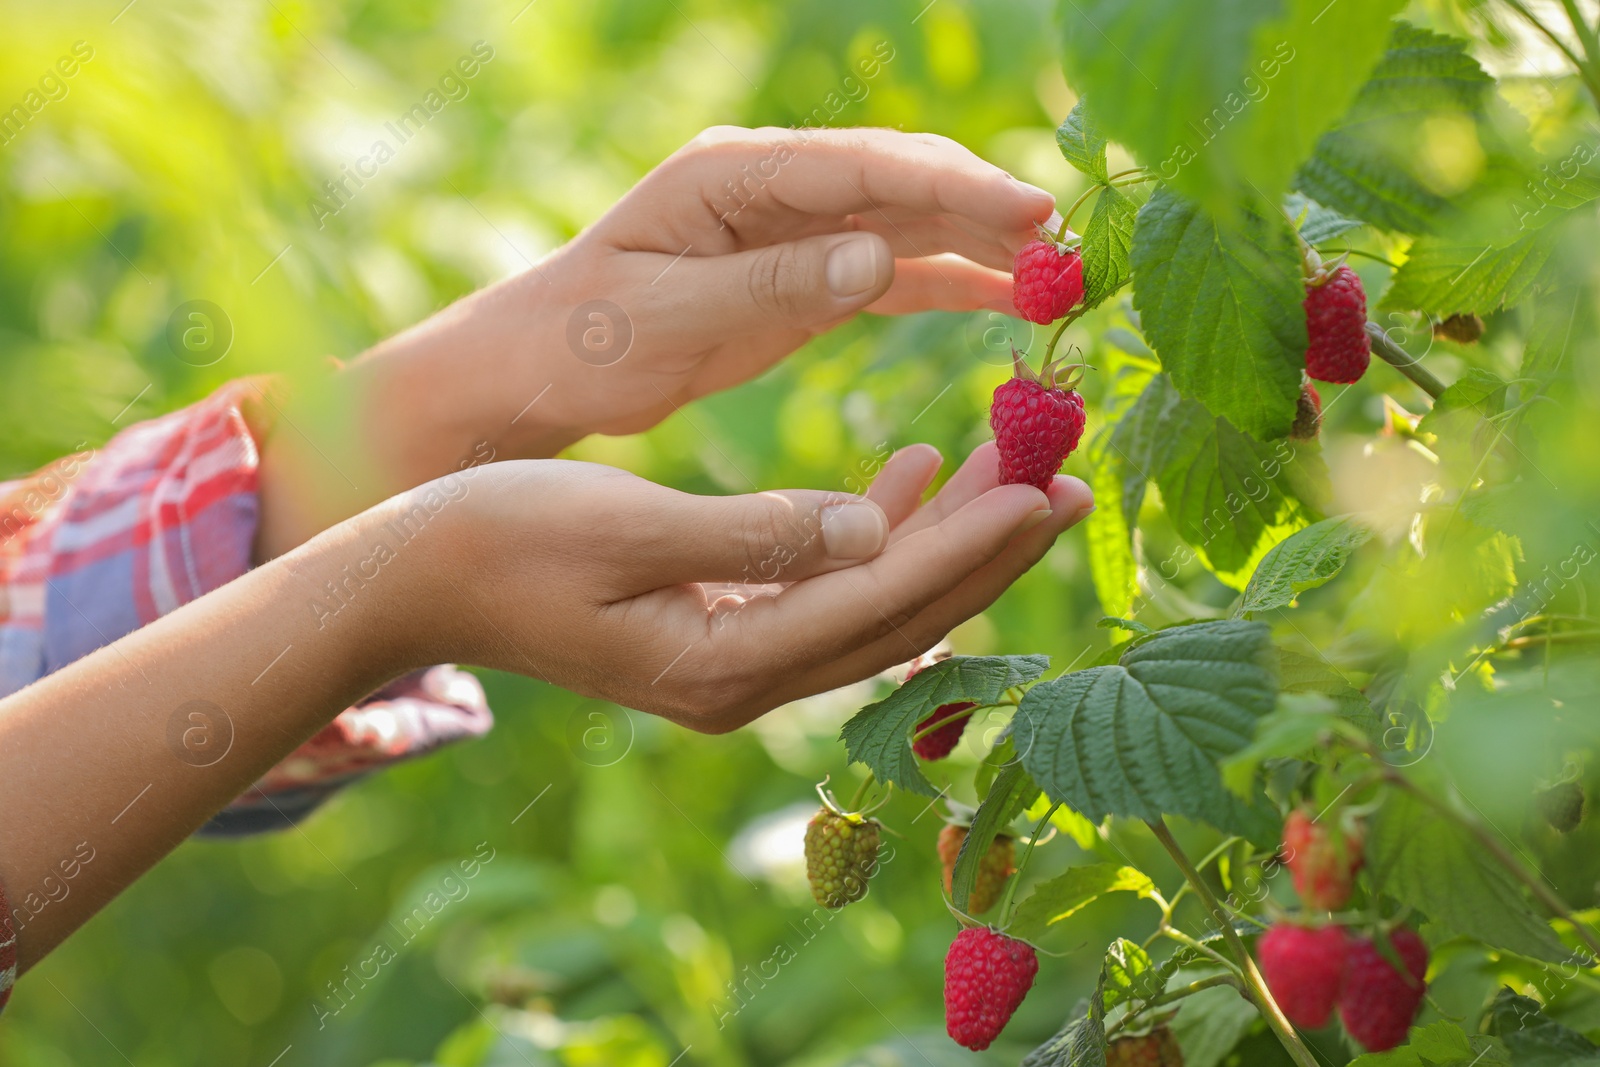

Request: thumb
left=628, top=488, right=894, bottom=589
left=657, top=232, right=894, bottom=336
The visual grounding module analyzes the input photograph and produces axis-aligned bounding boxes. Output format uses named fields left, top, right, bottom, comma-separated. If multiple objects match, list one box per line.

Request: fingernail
left=1018, top=507, right=1053, bottom=533
left=1070, top=503, right=1097, bottom=524
left=826, top=236, right=882, bottom=297
left=821, top=502, right=888, bottom=559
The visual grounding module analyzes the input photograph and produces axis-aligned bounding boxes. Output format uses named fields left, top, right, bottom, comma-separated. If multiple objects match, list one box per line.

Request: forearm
left=255, top=268, right=578, bottom=562
left=0, top=495, right=435, bottom=968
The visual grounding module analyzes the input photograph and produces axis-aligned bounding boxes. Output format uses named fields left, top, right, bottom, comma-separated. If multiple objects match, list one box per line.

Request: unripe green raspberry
left=804, top=807, right=882, bottom=908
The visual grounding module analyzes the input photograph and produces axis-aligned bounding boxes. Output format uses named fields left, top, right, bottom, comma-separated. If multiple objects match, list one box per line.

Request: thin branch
left=1366, top=322, right=1448, bottom=400
left=1382, top=770, right=1600, bottom=961
left=1149, top=819, right=1321, bottom=1067
left=1557, top=0, right=1600, bottom=68
left=1504, top=0, right=1600, bottom=106
left=1105, top=973, right=1244, bottom=1037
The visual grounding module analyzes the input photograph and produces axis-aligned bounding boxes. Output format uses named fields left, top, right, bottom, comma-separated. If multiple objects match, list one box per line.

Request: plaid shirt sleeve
left=0, top=378, right=493, bottom=836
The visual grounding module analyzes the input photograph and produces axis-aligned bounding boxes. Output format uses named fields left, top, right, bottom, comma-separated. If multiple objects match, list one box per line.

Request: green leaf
left=1022, top=1002, right=1107, bottom=1067
left=1348, top=1020, right=1510, bottom=1067
left=1366, top=788, right=1571, bottom=962
left=1382, top=231, right=1561, bottom=316
left=1238, top=516, right=1372, bottom=614
left=1106, top=367, right=1174, bottom=530
left=1130, top=188, right=1306, bottom=440
left=1014, top=620, right=1282, bottom=840
left=1055, top=0, right=1402, bottom=213
left=1522, top=287, right=1586, bottom=386
left=1152, top=391, right=1324, bottom=591
left=1057, top=98, right=1109, bottom=184
left=1168, top=969, right=1260, bottom=1067
left=1416, top=367, right=1508, bottom=435
left=1221, top=694, right=1352, bottom=796
left=1008, top=865, right=1157, bottom=944
left=1085, top=358, right=1158, bottom=617
left=1296, top=23, right=1495, bottom=234
left=1099, top=938, right=1168, bottom=1013
left=840, top=655, right=1049, bottom=797
left=1487, top=988, right=1600, bottom=1066
left=1277, top=648, right=1378, bottom=732
left=951, top=762, right=1035, bottom=913
left=1286, top=191, right=1366, bottom=246
left=1081, top=184, right=1138, bottom=313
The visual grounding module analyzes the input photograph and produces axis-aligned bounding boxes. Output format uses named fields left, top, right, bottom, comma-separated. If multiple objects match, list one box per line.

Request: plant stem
left=1105, top=973, right=1244, bottom=1036
left=848, top=772, right=876, bottom=813
left=909, top=704, right=985, bottom=744
left=1365, top=322, right=1448, bottom=400
left=1160, top=927, right=1243, bottom=974
left=1042, top=315, right=1077, bottom=365
left=1558, top=0, right=1600, bottom=65
left=1381, top=771, right=1600, bottom=960
left=998, top=803, right=1059, bottom=926
left=1149, top=819, right=1321, bottom=1067
left=1504, top=0, right=1600, bottom=107
left=1059, top=186, right=1100, bottom=238
left=1325, top=247, right=1401, bottom=270
left=1503, top=630, right=1600, bottom=650
left=1059, top=172, right=1157, bottom=237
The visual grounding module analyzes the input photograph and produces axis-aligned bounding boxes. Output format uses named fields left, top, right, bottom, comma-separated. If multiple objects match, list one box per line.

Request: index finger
left=664, top=126, right=1056, bottom=240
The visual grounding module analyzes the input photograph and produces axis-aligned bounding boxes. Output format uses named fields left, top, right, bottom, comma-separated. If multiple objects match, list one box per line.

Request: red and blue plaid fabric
left=0, top=379, right=493, bottom=839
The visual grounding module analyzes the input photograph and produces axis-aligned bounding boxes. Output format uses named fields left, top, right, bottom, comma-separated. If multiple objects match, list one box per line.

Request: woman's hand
left=257, top=127, right=1054, bottom=560
left=519, top=126, right=1055, bottom=437
left=423, top=443, right=1092, bottom=731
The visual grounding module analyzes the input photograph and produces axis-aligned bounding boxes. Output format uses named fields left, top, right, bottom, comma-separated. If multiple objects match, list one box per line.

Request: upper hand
left=526, top=126, right=1056, bottom=437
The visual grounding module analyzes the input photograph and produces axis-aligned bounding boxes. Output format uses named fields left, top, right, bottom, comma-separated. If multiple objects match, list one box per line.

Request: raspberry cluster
left=1257, top=807, right=1428, bottom=1052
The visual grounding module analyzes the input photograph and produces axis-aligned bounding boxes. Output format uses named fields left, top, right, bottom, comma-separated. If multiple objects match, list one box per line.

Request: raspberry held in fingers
left=1013, top=238, right=1084, bottom=324
left=990, top=354, right=1087, bottom=491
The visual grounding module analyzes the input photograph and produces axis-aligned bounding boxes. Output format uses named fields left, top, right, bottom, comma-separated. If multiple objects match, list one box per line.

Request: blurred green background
left=4, top=0, right=1599, bottom=1064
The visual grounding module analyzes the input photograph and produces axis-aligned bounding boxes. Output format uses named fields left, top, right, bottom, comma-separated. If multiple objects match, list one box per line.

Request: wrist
left=350, top=265, right=583, bottom=468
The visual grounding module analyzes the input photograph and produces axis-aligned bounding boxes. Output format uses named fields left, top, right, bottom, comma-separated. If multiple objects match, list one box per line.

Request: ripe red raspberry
left=1258, top=923, right=1349, bottom=1029
left=913, top=702, right=976, bottom=759
left=944, top=926, right=1039, bottom=1050
left=902, top=657, right=975, bottom=759
left=1290, top=383, right=1322, bottom=440
left=990, top=354, right=1087, bottom=491
left=1283, top=807, right=1363, bottom=911
left=1304, top=264, right=1371, bottom=383
left=1106, top=1027, right=1184, bottom=1066
left=938, top=826, right=1016, bottom=913
left=1013, top=238, right=1084, bottom=324
left=1338, top=930, right=1428, bottom=1051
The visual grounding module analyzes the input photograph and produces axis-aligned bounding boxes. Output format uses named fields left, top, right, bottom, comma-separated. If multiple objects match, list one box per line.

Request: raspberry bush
left=800, top=4, right=1600, bottom=1065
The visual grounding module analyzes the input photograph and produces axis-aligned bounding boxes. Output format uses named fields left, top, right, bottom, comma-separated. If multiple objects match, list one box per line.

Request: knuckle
left=688, top=124, right=751, bottom=151
left=740, top=500, right=790, bottom=582
left=748, top=242, right=810, bottom=319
